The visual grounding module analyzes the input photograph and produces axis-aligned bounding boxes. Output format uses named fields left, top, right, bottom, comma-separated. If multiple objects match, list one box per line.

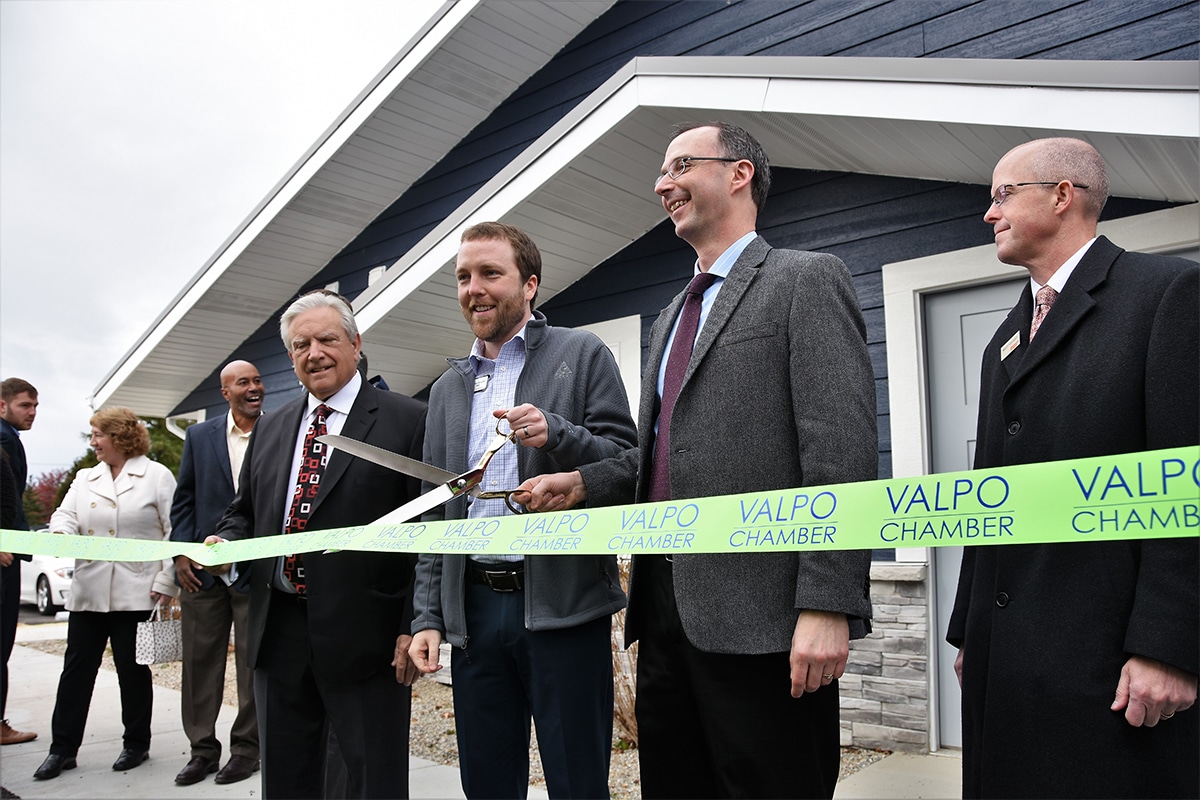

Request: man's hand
left=495, top=405, right=548, bottom=449
left=408, top=629, right=443, bottom=680
left=0, top=552, right=12, bottom=568
left=393, top=634, right=419, bottom=686
left=201, top=535, right=231, bottom=576
left=513, top=471, right=587, bottom=512
left=174, top=554, right=203, bottom=592
left=954, top=646, right=965, bottom=688
left=1111, top=655, right=1198, bottom=727
left=789, top=610, right=849, bottom=697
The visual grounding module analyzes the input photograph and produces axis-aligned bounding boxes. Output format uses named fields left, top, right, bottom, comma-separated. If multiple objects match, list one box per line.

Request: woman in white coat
left=32, top=407, right=178, bottom=781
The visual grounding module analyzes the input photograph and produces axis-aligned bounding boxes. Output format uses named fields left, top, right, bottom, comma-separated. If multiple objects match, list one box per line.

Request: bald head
left=220, top=360, right=264, bottom=430
left=1003, top=138, right=1109, bottom=221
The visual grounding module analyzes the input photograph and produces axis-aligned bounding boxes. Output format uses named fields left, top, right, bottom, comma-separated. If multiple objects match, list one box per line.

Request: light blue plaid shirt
left=465, top=321, right=529, bottom=562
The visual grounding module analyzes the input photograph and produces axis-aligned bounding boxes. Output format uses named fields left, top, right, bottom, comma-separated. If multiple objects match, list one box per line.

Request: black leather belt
left=468, top=563, right=524, bottom=592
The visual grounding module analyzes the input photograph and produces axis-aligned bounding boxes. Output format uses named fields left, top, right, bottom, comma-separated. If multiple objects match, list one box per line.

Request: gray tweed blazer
left=581, top=235, right=877, bottom=654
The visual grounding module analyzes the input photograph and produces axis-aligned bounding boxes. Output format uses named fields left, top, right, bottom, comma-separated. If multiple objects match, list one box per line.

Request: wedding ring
left=524, top=426, right=530, bottom=438
left=1162, top=711, right=1175, bottom=720
left=822, top=673, right=834, bottom=681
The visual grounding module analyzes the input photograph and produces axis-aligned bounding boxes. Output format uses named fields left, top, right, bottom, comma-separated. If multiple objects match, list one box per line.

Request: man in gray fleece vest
left=408, top=221, right=637, bottom=798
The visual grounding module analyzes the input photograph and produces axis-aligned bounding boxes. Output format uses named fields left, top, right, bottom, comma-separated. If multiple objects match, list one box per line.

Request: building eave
left=96, top=38, right=1199, bottom=415
left=349, top=56, right=1198, bottom=395
left=91, top=0, right=618, bottom=415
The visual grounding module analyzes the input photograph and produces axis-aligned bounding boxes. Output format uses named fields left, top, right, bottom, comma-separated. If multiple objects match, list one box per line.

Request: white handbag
left=134, top=604, right=182, bottom=665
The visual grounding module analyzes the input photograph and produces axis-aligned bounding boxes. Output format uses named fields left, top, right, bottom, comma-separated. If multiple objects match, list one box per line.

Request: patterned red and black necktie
left=282, top=404, right=331, bottom=594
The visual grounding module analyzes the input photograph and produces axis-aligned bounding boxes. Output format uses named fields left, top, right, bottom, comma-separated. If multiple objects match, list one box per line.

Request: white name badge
left=1000, top=331, right=1021, bottom=361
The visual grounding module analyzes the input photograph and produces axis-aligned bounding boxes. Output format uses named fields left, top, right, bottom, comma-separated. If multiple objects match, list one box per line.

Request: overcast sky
left=1, top=0, right=442, bottom=476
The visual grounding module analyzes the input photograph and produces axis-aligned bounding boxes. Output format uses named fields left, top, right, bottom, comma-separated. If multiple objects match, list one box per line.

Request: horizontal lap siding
left=178, top=0, right=1200, bottom=450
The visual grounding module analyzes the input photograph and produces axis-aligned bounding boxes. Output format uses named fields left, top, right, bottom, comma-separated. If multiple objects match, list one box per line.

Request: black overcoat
left=947, top=236, right=1199, bottom=798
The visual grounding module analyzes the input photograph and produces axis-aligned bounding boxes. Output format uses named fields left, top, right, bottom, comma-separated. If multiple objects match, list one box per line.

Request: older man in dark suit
left=522, top=121, right=877, bottom=799
left=169, top=360, right=263, bottom=787
left=948, top=138, right=1199, bottom=798
left=211, top=290, right=426, bottom=799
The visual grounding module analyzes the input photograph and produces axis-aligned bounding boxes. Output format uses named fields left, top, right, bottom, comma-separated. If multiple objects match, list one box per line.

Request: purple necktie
left=649, top=272, right=717, bottom=502
left=283, top=404, right=330, bottom=594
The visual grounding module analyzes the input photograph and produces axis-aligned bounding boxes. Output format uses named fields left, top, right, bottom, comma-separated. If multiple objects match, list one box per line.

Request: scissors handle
left=473, top=490, right=525, bottom=515
left=473, top=418, right=517, bottom=473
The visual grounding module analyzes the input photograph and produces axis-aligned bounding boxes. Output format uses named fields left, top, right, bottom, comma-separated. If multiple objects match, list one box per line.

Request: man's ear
left=730, top=159, right=754, bottom=195
left=1052, top=180, right=1078, bottom=217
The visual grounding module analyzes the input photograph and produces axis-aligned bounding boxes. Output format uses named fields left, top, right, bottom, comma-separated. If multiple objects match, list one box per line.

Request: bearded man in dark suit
left=948, top=137, right=1198, bottom=798
left=212, top=290, right=426, bottom=799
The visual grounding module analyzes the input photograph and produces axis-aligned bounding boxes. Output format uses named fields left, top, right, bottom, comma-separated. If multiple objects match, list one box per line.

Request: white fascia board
left=764, top=79, right=1198, bottom=137
left=92, top=1, right=475, bottom=407
left=630, top=70, right=1198, bottom=136
left=636, top=74, right=771, bottom=112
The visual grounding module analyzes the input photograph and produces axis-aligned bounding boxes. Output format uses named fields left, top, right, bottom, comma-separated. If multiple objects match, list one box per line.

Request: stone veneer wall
left=840, top=562, right=931, bottom=752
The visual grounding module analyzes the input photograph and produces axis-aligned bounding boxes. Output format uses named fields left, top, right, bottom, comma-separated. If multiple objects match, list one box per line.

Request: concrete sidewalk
left=2, top=621, right=960, bottom=799
left=1, top=622, right=484, bottom=800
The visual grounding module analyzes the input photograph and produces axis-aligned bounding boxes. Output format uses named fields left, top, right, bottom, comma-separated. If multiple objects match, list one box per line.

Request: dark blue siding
left=175, top=0, right=1199, bottom=434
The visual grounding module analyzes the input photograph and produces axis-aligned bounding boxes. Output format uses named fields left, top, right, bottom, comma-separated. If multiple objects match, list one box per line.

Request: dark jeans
left=453, top=580, right=613, bottom=799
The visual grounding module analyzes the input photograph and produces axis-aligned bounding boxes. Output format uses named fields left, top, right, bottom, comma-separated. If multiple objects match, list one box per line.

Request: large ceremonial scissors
left=317, top=417, right=525, bottom=525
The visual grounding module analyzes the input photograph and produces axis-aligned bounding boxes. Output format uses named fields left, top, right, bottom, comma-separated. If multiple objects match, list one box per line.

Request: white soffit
left=353, top=57, right=1199, bottom=396
left=92, top=0, right=618, bottom=415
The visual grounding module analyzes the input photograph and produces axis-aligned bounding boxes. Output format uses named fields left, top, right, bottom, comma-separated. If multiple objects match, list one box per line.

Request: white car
left=19, top=554, right=73, bottom=616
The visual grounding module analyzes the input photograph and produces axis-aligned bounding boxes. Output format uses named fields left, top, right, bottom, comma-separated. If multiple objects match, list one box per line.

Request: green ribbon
left=4, top=447, right=1197, bottom=565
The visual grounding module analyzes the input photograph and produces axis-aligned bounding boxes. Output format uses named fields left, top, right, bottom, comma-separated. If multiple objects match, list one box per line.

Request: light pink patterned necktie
left=1030, top=285, right=1057, bottom=341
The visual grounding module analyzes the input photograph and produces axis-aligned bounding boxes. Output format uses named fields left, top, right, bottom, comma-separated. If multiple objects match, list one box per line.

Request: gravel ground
left=22, top=639, right=889, bottom=799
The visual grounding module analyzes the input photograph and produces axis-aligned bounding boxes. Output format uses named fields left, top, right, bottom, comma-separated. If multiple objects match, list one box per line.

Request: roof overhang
left=98, top=48, right=1199, bottom=414
left=351, top=56, right=1199, bottom=394
left=91, top=0, right=618, bottom=415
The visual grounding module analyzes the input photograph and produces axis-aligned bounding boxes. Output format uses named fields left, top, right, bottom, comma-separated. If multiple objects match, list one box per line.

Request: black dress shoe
left=33, top=753, right=77, bottom=780
left=175, top=755, right=217, bottom=785
left=112, top=747, right=149, bottom=771
left=214, top=754, right=261, bottom=785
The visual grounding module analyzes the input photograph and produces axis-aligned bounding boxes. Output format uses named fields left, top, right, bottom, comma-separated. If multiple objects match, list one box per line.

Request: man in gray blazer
left=520, top=121, right=877, bottom=798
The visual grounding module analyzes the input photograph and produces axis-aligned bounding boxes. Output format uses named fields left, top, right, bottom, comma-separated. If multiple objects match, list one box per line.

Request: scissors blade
left=370, top=483, right=457, bottom=526
left=317, top=434, right=457, bottom=486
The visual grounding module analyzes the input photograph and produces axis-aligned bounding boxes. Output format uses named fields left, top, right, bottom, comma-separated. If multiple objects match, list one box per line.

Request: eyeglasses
left=990, top=181, right=1089, bottom=206
left=655, top=156, right=739, bottom=187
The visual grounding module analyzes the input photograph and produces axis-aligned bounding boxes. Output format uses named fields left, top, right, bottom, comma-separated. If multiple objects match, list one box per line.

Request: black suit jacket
left=948, top=236, right=1199, bottom=797
left=216, top=383, right=427, bottom=682
left=170, top=413, right=249, bottom=591
left=0, top=419, right=30, bottom=533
